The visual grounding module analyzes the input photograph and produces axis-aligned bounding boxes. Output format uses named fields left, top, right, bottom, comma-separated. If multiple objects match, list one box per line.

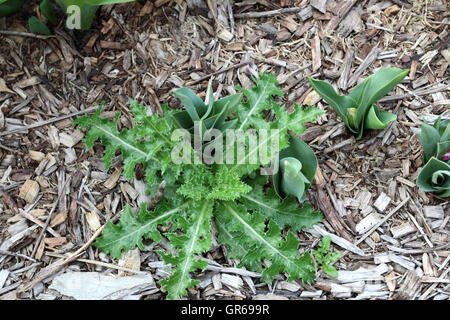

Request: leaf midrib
left=93, top=123, right=159, bottom=163
left=100, top=203, right=187, bottom=249
left=223, top=203, right=296, bottom=268
left=173, top=200, right=210, bottom=296
left=238, top=80, right=272, bottom=131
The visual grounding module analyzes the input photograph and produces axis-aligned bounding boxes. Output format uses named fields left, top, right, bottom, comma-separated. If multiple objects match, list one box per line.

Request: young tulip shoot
left=273, top=136, right=318, bottom=203
left=418, top=117, right=450, bottom=164
left=308, top=68, right=408, bottom=140
left=417, top=157, right=450, bottom=197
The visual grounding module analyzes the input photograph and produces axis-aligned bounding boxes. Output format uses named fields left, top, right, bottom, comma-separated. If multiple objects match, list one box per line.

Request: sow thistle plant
left=74, top=73, right=333, bottom=299
left=417, top=117, right=450, bottom=197
left=308, top=68, right=408, bottom=140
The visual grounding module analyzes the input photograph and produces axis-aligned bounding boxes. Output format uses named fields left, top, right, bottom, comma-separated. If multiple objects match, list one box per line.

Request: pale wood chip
left=19, top=180, right=39, bottom=204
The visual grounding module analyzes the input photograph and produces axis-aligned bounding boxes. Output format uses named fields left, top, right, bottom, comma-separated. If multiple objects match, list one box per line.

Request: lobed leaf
left=93, top=199, right=188, bottom=259
left=236, top=73, right=284, bottom=131
left=215, top=202, right=316, bottom=284
left=240, top=185, right=322, bottom=232
left=159, top=200, right=213, bottom=300
left=74, top=102, right=178, bottom=195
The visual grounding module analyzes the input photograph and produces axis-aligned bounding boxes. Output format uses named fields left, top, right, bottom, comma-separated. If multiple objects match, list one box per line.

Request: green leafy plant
left=417, top=117, right=450, bottom=197
left=418, top=117, right=450, bottom=164
left=312, top=235, right=341, bottom=278
left=308, top=68, right=408, bottom=140
left=417, top=157, right=450, bottom=197
left=75, top=73, right=326, bottom=299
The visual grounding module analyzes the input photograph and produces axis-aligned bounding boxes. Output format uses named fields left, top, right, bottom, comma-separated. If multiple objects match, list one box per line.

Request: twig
left=0, top=249, right=37, bottom=262
left=0, top=106, right=97, bottom=137
left=0, top=30, right=55, bottom=39
left=185, top=60, right=252, bottom=86
left=233, top=7, right=301, bottom=19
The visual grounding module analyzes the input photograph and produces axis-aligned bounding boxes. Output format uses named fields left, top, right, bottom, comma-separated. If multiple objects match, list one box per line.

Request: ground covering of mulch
left=0, top=0, right=448, bottom=300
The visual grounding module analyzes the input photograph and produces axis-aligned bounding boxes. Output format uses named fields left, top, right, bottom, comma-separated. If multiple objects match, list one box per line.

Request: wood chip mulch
left=0, top=0, right=448, bottom=300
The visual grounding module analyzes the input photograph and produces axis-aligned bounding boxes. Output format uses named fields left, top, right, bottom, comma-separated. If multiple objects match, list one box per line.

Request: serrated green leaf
left=177, top=165, right=212, bottom=200
left=240, top=185, right=322, bottom=232
left=159, top=200, right=213, bottom=300
left=74, top=102, right=175, bottom=183
left=94, top=200, right=188, bottom=259
left=322, top=264, right=338, bottom=278
left=313, top=235, right=341, bottom=278
left=216, top=201, right=316, bottom=284
left=207, top=166, right=252, bottom=201
left=237, top=73, right=284, bottom=131
left=231, top=105, right=323, bottom=177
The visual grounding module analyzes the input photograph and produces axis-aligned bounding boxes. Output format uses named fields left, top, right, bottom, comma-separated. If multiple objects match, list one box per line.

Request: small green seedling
left=418, top=117, right=450, bottom=164
left=417, top=157, right=450, bottom=197
left=308, top=68, right=408, bottom=140
left=417, top=117, right=450, bottom=197
left=313, top=235, right=342, bottom=278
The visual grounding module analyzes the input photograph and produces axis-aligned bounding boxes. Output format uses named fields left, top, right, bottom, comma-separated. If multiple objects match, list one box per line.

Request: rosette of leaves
left=417, top=117, right=450, bottom=197
left=272, top=135, right=317, bottom=203
left=308, top=68, right=408, bottom=140
left=74, top=73, right=327, bottom=299
left=417, top=157, right=450, bottom=197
